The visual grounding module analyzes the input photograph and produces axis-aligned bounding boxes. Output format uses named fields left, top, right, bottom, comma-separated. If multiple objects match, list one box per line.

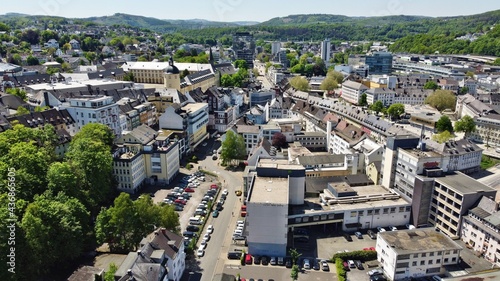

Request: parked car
left=186, top=225, right=199, bottom=232
left=354, top=231, right=363, bottom=239
left=206, top=225, right=213, bottom=234
left=368, top=268, right=384, bottom=276
left=348, top=260, right=356, bottom=268
left=367, top=230, right=377, bottom=239
left=174, top=198, right=187, bottom=205
left=303, top=259, right=311, bottom=269
left=227, top=252, right=242, bottom=260
left=354, top=260, right=364, bottom=270
left=285, top=258, right=292, bottom=268
left=210, top=184, right=218, bottom=189
left=277, top=256, right=284, bottom=266
left=270, top=257, right=277, bottom=265
left=184, top=187, right=195, bottom=193
left=261, top=256, right=269, bottom=265
left=196, top=248, right=204, bottom=257
left=342, top=261, right=349, bottom=271
left=377, top=227, right=386, bottom=233
left=212, top=210, right=219, bottom=217
left=222, top=189, right=228, bottom=196
left=203, top=233, right=210, bottom=241
left=313, top=259, right=320, bottom=270
left=245, top=254, right=253, bottom=264
left=343, top=233, right=353, bottom=242
left=389, top=226, right=398, bottom=231
left=370, top=275, right=387, bottom=281
left=406, top=224, right=416, bottom=230
left=253, top=255, right=261, bottom=265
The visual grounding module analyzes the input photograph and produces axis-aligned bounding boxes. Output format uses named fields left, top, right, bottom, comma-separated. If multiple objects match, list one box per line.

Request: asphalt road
left=184, top=138, right=245, bottom=281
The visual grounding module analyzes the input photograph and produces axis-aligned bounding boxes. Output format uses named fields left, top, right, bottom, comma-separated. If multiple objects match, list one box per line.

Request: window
left=420, top=260, right=425, bottom=265
left=422, top=253, right=426, bottom=257
left=413, top=254, right=418, bottom=258
left=412, top=261, right=417, bottom=266
left=428, top=260, right=433, bottom=265
left=350, top=211, right=357, bottom=217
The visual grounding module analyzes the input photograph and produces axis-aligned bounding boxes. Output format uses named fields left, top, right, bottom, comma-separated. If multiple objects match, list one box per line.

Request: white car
left=200, top=238, right=207, bottom=246
left=303, top=259, right=311, bottom=269
left=196, top=248, right=204, bottom=257
left=222, top=189, right=228, bottom=196
left=199, top=242, right=206, bottom=250
left=203, top=233, right=210, bottom=241
left=206, top=225, right=214, bottom=234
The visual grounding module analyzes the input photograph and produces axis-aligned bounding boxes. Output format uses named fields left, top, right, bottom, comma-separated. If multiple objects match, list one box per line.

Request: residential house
left=470, top=113, right=500, bottom=147
left=456, top=94, right=496, bottom=119
left=115, top=228, right=185, bottom=281
left=44, top=39, right=59, bottom=49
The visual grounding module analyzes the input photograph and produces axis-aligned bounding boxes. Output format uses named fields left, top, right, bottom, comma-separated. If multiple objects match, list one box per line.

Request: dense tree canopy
left=95, top=193, right=179, bottom=252
left=387, top=103, right=405, bottom=119
left=220, top=130, right=246, bottom=166
left=425, top=90, right=456, bottom=111
left=454, top=115, right=476, bottom=137
left=290, top=76, right=310, bottom=92
left=436, top=115, right=454, bottom=133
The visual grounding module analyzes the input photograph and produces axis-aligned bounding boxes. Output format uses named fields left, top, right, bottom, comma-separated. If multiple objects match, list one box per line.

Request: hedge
left=335, top=258, right=346, bottom=281
left=331, top=250, right=377, bottom=262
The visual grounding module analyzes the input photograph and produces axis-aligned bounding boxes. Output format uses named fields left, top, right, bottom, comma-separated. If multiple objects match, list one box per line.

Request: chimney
left=127, top=269, right=133, bottom=276
left=161, top=227, right=166, bottom=236
left=137, top=250, right=142, bottom=257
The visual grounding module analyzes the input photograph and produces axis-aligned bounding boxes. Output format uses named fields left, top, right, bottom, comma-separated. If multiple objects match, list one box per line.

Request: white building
left=377, top=228, right=462, bottom=281
left=233, top=124, right=262, bottom=155
left=462, top=196, right=500, bottom=265
left=65, top=95, right=122, bottom=136
left=44, top=39, right=59, bottom=49
left=247, top=177, right=289, bottom=257
left=320, top=39, right=331, bottom=62
left=341, top=80, right=368, bottom=105
left=271, top=42, right=281, bottom=55
left=470, top=113, right=500, bottom=147
left=365, top=88, right=395, bottom=106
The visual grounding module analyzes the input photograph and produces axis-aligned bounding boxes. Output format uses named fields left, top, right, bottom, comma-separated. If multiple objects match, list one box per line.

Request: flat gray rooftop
left=379, top=228, right=462, bottom=254
left=250, top=177, right=288, bottom=205
left=436, top=172, right=495, bottom=195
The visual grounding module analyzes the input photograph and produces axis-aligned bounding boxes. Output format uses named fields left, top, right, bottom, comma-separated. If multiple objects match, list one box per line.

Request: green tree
left=327, top=70, right=344, bottom=84
left=95, top=193, right=179, bottom=252
left=71, top=123, right=115, bottom=148
left=234, top=59, right=248, bottom=70
left=220, top=74, right=233, bottom=87
left=454, top=115, right=476, bottom=138
left=34, top=106, right=50, bottom=112
left=320, top=76, right=338, bottom=92
left=46, top=162, right=83, bottom=199
left=7, top=88, right=28, bottom=101
left=21, top=192, right=90, bottom=276
left=84, top=51, right=97, bottom=64
left=26, top=55, right=39, bottom=66
left=424, top=81, right=439, bottom=90
left=459, top=87, right=469, bottom=95
left=16, top=106, right=30, bottom=116
left=180, top=69, right=190, bottom=79
left=359, top=93, right=368, bottom=106
left=371, top=100, right=384, bottom=114
left=290, top=265, right=299, bottom=281
left=46, top=67, right=59, bottom=75
left=432, top=130, right=453, bottom=143
left=123, top=72, right=134, bottom=82
left=220, top=130, right=246, bottom=166
left=493, top=58, right=500, bottom=66
left=104, top=263, right=118, bottom=281
left=425, top=90, right=456, bottom=111
left=290, top=76, right=310, bottom=92
left=65, top=124, right=114, bottom=210
left=436, top=115, right=453, bottom=133
left=387, top=103, right=405, bottom=120
left=289, top=248, right=302, bottom=265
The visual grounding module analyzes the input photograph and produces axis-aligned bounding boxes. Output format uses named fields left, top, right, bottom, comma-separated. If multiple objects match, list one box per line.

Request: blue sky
left=3, top=0, right=500, bottom=22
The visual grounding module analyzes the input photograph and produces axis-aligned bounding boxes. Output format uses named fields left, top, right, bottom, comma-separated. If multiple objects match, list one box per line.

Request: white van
left=234, top=229, right=243, bottom=236
left=189, top=217, right=202, bottom=225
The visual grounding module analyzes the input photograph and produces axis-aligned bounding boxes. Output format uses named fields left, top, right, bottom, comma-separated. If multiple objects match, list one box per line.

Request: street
left=181, top=137, right=245, bottom=281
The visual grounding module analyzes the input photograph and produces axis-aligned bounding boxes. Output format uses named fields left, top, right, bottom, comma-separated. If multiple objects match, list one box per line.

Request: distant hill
left=260, top=14, right=429, bottom=26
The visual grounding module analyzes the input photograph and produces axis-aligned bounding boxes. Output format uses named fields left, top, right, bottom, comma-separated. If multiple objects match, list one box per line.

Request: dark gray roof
left=213, top=63, right=236, bottom=75
left=436, top=172, right=495, bottom=195
left=0, top=94, right=26, bottom=109
left=87, top=68, right=124, bottom=80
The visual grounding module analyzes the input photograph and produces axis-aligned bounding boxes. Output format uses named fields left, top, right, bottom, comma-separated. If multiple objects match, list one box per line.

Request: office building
left=321, top=39, right=331, bottom=62
left=233, top=32, right=255, bottom=68
left=366, top=51, right=393, bottom=75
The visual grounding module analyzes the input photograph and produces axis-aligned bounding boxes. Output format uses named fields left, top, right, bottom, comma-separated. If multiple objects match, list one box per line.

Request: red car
left=184, top=187, right=195, bottom=193
left=370, top=247, right=376, bottom=251
left=210, top=184, right=218, bottom=189
left=174, top=199, right=187, bottom=205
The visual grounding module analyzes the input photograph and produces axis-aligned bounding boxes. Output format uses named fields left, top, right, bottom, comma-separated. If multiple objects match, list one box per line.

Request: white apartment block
left=65, top=95, right=122, bottom=136
left=394, top=89, right=432, bottom=106
left=341, top=80, right=368, bottom=105
left=365, top=88, right=395, bottom=106
left=113, top=145, right=146, bottom=193
left=462, top=196, right=500, bottom=265
left=470, top=114, right=500, bottom=147
left=234, top=125, right=262, bottom=155
left=428, top=172, right=496, bottom=239
left=377, top=228, right=462, bottom=280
